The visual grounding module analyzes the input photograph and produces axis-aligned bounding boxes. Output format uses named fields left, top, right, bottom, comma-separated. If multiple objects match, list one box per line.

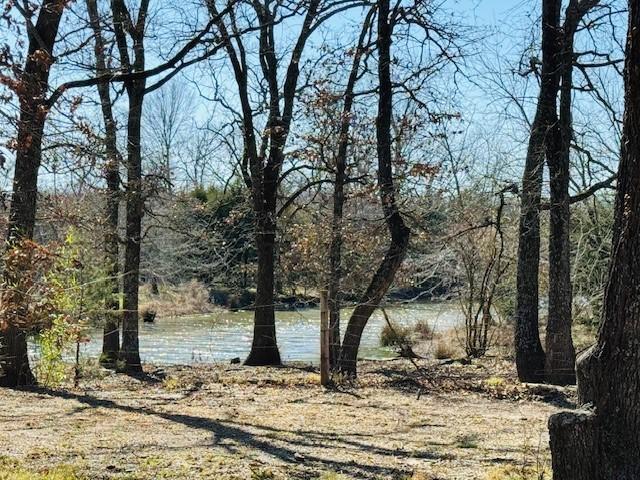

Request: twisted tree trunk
left=339, top=0, right=410, bottom=377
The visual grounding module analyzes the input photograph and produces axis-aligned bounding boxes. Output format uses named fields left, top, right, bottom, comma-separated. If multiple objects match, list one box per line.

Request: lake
left=36, top=303, right=464, bottom=365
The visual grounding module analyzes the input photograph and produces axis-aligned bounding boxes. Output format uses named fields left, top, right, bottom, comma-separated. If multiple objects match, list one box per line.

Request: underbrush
left=139, top=280, right=218, bottom=317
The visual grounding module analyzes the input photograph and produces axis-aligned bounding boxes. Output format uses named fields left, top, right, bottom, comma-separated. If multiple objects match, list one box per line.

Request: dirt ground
left=0, top=358, right=574, bottom=480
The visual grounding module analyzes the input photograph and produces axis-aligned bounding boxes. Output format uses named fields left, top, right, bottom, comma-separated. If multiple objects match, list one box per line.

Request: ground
left=0, top=357, right=574, bottom=480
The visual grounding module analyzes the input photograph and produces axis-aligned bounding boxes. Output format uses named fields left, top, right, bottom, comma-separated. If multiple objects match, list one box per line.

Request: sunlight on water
left=33, top=303, right=463, bottom=365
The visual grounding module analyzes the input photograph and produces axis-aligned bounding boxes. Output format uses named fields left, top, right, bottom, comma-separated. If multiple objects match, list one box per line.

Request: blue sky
left=0, top=1, right=624, bottom=193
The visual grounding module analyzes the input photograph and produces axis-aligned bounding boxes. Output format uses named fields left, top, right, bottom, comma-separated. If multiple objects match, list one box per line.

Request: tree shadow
left=33, top=387, right=441, bottom=479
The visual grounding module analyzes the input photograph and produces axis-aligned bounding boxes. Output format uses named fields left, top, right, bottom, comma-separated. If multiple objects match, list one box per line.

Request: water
left=37, top=303, right=463, bottom=365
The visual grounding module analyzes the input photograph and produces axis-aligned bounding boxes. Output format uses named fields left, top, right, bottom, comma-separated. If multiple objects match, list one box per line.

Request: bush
left=380, top=322, right=414, bottom=349
left=413, top=320, right=433, bottom=340
left=433, top=342, right=454, bottom=359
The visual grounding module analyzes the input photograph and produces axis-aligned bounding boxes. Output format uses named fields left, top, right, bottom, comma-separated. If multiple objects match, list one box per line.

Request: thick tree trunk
left=0, top=325, right=35, bottom=387
left=339, top=0, right=410, bottom=377
left=87, top=0, right=121, bottom=367
left=245, top=145, right=281, bottom=365
left=549, top=2, right=640, bottom=475
left=118, top=86, right=144, bottom=373
left=2, top=133, right=43, bottom=385
left=515, top=0, right=562, bottom=383
left=244, top=211, right=281, bottom=366
left=0, top=0, right=65, bottom=387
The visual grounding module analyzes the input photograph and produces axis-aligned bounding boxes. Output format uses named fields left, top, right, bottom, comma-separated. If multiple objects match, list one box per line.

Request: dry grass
left=139, top=280, right=218, bottom=318
left=433, top=342, right=455, bottom=359
left=0, top=359, right=568, bottom=480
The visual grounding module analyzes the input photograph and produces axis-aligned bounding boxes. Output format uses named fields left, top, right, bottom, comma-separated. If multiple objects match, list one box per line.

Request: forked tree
left=515, top=0, right=598, bottom=385
left=207, top=0, right=356, bottom=365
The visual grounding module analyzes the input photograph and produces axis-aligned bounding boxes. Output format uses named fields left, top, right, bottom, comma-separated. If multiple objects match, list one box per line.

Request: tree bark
left=515, top=0, right=562, bottom=383
left=244, top=208, right=281, bottom=365
left=549, top=2, right=640, bottom=474
left=112, top=0, right=148, bottom=373
left=544, top=0, right=597, bottom=386
left=0, top=0, right=65, bottom=387
left=87, top=0, right=122, bottom=368
left=339, top=0, right=411, bottom=377
left=327, top=8, right=374, bottom=369
left=119, top=84, right=145, bottom=373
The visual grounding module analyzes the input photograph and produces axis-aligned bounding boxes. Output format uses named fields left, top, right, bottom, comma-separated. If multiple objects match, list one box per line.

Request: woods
left=0, top=0, right=637, bottom=478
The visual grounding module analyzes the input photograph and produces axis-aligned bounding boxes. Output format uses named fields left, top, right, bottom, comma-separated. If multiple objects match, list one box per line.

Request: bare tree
left=207, top=0, right=345, bottom=365
left=86, top=0, right=122, bottom=368
left=327, top=7, right=375, bottom=369
left=111, top=0, right=149, bottom=373
left=145, top=82, right=194, bottom=190
left=338, top=0, right=410, bottom=376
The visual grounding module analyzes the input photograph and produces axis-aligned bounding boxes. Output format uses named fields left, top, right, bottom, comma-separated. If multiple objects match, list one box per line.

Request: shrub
left=485, top=376, right=506, bottom=388
left=433, top=342, right=454, bottom=359
left=413, top=319, right=433, bottom=340
left=380, top=322, right=414, bottom=349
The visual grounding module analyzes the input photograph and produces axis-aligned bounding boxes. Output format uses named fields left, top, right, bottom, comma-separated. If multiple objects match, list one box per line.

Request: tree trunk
left=544, top=1, right=591, bottom=386
left=328, top=180, right=344, bottom=369
left=327, top=8, right=373, bottom=369
left=111, top=0, right=147, bottom=373
left=0, top=0, right=65, bottom=387
left=549, top=2, right=640, bottom=474
left=515, top=0, right=562, bottom=383
left=339, top=239, right=409, bottom=375
left=339, top=0, right=410, bottom=377
left=0, top=325, right=35, bottom=387
left=244, top=202, right=281, bottom=366
left=87, top=0, right=121, bottom=368
left=118, top=85, right=144, bottom=373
